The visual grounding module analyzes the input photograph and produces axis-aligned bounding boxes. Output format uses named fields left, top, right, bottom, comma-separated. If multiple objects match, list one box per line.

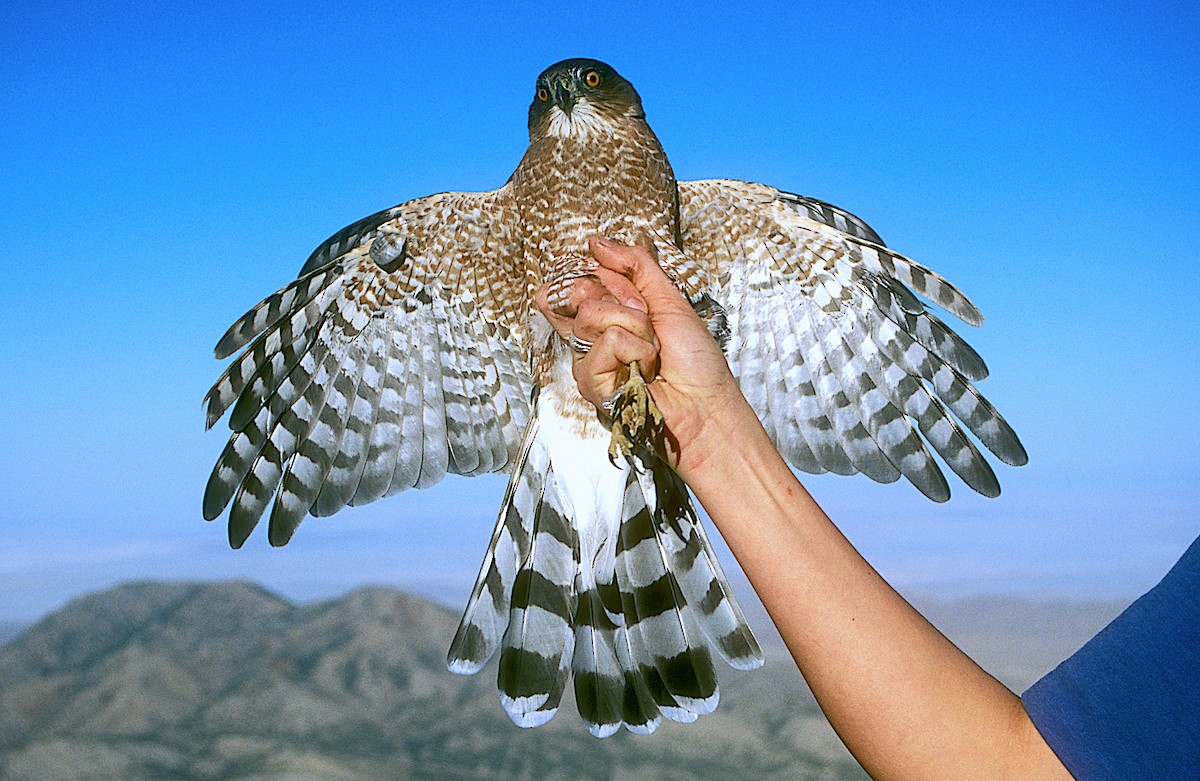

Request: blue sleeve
left=1022, top=536, right=1200, bottom=780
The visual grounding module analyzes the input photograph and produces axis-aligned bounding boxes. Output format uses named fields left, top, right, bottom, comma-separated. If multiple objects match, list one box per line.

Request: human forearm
left=543, top=239, right=1070, bottom=779
left=683, top=400, right=1069, bottom=780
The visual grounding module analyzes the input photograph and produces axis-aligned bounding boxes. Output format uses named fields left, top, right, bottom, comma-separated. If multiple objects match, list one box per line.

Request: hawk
left=203, top=58, right=1027, bottom=736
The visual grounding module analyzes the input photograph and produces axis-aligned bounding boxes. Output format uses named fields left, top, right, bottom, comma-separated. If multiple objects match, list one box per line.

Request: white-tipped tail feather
left=447, top=383, right=762, bottom=735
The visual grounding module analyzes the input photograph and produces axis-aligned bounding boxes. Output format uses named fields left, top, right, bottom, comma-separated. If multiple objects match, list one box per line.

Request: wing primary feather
left=265, top=335, right=373, bottom=544
left=203, top=324, right=346, bottom=527
left=777, top=189, right=886, bottom=245
left=222, top=298, right=333, bottom=433
left=857, top=243, right=984, bottom=327
left=930, top=365, right=1028, bottom=467
left=679, top=177, right=1023, bottom=498
left=206, top=186, right=533, bottom=552
left=805, top=265, right=952, bottom=498
left=207, top=271, right=367, bottom=529
left=214, top=262, right=343, bottom=361
left=865, top=273, right=988, bottom=382
left=840, top=297, right=999, bottom=498
left=204, top=283, right=340, bottom=430
left=860, top=291, right=1027, bottom=468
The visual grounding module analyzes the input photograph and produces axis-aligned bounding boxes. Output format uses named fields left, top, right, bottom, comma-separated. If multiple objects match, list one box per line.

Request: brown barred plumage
left=204, top=58, right=1025, bottom=736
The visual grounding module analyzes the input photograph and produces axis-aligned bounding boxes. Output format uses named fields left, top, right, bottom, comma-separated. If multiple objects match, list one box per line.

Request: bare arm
left=541, top=237, right=1073, bottom=781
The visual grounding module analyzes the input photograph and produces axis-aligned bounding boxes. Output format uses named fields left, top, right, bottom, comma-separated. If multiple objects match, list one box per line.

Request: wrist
left=673, top=383, right=778, bottom=490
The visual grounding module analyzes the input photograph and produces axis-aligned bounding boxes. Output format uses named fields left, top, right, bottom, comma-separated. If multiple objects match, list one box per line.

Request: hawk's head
left=528, top=58, right=644, bottom=141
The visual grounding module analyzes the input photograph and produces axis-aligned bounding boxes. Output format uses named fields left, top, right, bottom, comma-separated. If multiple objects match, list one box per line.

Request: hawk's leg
left=607, top=360, right=664, bottom=463
left=606, top=294, right=723, bottom=463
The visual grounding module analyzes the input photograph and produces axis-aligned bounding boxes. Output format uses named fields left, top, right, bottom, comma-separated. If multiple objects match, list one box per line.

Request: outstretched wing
left=203, top=187, right=533, bottom=547
left=678, top=179, right=1027, bottom=501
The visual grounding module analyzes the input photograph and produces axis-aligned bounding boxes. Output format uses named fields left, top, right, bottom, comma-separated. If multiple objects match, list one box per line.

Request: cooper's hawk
left=204, top=58, right=1026, bottom=736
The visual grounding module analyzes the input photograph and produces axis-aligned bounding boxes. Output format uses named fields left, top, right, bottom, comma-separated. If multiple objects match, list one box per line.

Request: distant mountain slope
left=0, top=581, right=873, bottom=781
left=0, top=622, right=26, bottom=646
left=911, top=593, right=1131, bottom=691
left=0, top=581, right=1131, bottom=781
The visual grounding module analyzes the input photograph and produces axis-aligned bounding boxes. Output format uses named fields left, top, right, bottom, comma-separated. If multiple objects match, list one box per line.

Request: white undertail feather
left=448, top=364, right=763, bottom=735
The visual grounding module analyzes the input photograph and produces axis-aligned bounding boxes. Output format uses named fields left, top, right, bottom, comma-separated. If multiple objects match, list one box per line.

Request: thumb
left=589, top=236, right=690, bottom=316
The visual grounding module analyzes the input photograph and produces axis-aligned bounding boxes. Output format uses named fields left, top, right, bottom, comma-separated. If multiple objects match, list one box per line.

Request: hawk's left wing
left=203, top=187, right=533, bottom=547
left=678, top=179, right=1027, bottom=501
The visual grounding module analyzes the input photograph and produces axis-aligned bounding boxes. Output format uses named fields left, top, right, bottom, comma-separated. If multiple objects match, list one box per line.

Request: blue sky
left=1, top=1, right=1197, bottom=623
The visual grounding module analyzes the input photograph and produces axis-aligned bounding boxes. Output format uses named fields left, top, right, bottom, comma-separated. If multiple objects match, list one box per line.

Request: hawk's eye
left=536, top=87, right=549, bottom=102
left=584, top=70, right=601, bottom=87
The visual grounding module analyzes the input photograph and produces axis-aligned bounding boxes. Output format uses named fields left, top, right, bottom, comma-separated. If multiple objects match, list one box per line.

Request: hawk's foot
left=607, top=361, right=664, bottom=463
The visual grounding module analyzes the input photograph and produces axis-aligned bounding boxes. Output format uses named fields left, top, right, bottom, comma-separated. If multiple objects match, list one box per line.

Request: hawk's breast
left=511, top=123, right=679, bottom=265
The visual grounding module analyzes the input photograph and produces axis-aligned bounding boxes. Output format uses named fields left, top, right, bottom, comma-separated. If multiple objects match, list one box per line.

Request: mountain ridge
left=1, top=580, right=867, bottom=780
left=0, top=580, right=1127, bottom=781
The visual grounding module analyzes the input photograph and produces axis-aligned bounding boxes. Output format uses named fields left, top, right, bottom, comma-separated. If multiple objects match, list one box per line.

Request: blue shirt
left=1022, top=536, right=1200, bottom=779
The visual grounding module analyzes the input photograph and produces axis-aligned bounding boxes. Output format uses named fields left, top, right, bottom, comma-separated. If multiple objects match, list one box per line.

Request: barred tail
left=447, top=418, right=762, bottom=736
left=628, top=453, right=763, bottom=673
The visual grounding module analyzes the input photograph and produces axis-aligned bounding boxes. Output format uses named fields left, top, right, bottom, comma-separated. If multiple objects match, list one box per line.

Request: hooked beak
left=552, top=81, right=575, bottom=115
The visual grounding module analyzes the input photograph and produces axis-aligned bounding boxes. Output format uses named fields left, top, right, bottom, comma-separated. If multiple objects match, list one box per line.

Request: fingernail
left=625, top=297, right=647, bottom=312
left=595, top=236, right=616, bottom=247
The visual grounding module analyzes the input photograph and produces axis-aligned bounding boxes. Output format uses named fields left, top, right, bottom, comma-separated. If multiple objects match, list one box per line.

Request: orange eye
left=584, top=70, right=600, bottom=87
left=537, top=87, right=549, bottom=101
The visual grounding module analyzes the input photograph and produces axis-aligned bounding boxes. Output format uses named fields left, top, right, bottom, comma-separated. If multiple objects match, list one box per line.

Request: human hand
left=536, top=236, right=755, bottom=477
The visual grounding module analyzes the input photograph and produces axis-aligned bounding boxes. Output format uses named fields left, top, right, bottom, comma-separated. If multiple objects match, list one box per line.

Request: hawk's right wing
left=678, top=179, right=1027, bottom=501
left=203, top=187, right=533, bottom=548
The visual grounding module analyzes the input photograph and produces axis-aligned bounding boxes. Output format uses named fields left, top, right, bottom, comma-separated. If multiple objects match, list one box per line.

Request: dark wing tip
left=957, top=301, right=985, bottom=329
left=780, top=191, right=887, bottom=246
left=227, top=507, right=259, bottom=549
left=914, top=468, right=952, bottom=503
left=202, top=393, right=222, bottom=430
left=999, top=438, right=1029, bottom=468
left=227, top=524, right=250, bottom=549
left=213, top=330, right=241, bottom=361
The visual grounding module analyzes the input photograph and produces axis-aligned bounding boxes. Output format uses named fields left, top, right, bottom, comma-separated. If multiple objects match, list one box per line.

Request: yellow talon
left=607, top=361, right=664, bottom=463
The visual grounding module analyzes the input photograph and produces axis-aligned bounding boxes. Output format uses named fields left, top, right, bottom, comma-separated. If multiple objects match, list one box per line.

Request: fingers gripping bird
left=204, top=58, right=1027, bottom=736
